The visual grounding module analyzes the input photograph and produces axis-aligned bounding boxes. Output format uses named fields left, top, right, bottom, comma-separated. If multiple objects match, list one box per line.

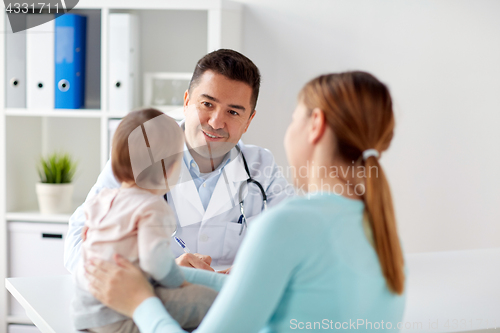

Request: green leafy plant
left=37, top=152, right=78, bottom=184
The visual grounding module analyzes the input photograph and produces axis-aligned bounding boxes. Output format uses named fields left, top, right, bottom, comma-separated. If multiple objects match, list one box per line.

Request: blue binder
left=55, top=14, right=87, bottom=109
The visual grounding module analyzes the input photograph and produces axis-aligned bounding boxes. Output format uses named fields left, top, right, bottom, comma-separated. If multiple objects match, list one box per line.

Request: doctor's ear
left=183, top=90, right=190, bottom=113
left=243, top=109, right=256, bottom=133
left=308, top=108, right=327, bottom=144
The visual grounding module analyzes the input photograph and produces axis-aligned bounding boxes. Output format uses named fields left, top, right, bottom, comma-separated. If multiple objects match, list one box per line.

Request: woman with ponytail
left=85, top=71, right=406, bottom=332
left=297, top=72, right=405, bottom=295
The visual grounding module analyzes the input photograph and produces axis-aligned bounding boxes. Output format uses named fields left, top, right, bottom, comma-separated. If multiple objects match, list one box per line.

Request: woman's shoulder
left=260, top=196, right=311, bottom=221
left=266, top=193, right=364, bottom=223
left=249, top=193, right=365, bottom=248
left=251, top=196, right=313, bottom=235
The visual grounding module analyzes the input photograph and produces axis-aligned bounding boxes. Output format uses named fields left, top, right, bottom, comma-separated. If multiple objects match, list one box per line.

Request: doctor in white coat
left=64, top=49, right=293, bottom=274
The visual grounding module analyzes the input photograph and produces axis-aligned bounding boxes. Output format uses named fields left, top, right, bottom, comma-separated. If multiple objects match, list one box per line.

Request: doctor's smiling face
left=183, top=70, right=256, bottom=170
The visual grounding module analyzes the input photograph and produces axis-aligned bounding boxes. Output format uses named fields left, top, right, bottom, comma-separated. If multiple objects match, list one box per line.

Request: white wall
left=238, top=0, right=500, bottom=253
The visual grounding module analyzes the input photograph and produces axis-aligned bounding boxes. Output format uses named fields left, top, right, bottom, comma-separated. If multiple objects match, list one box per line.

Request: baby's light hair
left=112, top=109, right=184, bottom=190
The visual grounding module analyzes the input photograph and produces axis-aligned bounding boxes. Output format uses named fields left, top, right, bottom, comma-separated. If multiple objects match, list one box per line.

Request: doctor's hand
left=217, top=266, right=232, bottom=274
left=176, top=253, right=215, bottom=271
left=85, top=254, right=154, bottom=318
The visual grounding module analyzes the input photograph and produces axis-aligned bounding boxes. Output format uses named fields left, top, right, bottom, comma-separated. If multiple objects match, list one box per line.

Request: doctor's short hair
left=188, top=49, right=261, bottom=114
left=111, top=108, right=184, bottom=186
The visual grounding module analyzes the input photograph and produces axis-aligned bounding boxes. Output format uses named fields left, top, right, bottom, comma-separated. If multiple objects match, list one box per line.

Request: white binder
left=5, top=14, right=26, bottom=108
left=26, top=14, right=55, bottom=109
left=108, top=118, right=122, bottom=157
left=108, top=13, right=139, bottom=113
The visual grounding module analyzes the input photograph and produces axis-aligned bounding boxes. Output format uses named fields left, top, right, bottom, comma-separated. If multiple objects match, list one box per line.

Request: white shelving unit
left=0, top=1, right=242, bottom=331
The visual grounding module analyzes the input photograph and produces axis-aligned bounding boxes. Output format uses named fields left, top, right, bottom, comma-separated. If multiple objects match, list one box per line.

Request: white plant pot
left=36, top=183, right=74, bottom=214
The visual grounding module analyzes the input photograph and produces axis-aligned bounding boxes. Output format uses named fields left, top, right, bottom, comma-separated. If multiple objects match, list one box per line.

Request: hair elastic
left=362, top=149, right=379, bottom=161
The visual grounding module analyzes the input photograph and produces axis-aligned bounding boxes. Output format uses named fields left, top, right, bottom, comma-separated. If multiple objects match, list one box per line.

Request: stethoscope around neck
left=237, top=146, right=267, bottom=235
left=165, top=145, right=268, bottom=238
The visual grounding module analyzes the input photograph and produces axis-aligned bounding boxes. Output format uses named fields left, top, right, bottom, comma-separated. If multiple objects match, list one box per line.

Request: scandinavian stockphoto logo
left=4, top=0, right=79, bottom=33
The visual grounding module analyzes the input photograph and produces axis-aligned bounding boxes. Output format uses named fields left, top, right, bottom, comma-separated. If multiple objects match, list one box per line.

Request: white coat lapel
left=203, top=148, right=249, bottom=221
left=170, top=159, right=205, bottom=227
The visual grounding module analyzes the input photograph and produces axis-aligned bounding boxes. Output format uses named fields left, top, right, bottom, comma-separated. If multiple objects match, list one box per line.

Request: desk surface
left=5, top=265, right=230, bottom=333
left=6, top=274, right=77, bottom=333
left=401, top=248, right=500, bottom=332
left=5, top=251, right=500, bottom=333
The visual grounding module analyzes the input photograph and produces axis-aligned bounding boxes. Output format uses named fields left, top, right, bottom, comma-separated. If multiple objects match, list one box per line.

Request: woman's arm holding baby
left=86, top=254, right=154, bottom=317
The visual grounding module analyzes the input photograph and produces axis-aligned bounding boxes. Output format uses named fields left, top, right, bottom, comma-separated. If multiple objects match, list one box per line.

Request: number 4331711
left=5, top=3, right=61, bottom=14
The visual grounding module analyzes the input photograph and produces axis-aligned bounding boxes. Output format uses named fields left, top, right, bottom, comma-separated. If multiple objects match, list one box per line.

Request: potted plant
left=36, top=152, right=78, bottom=214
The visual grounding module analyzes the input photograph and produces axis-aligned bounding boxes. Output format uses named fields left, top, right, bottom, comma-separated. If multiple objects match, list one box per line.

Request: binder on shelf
left=5, top=14, right=26, bottom=108
left=55, top=14, right=87, bottom=109
left=26, top=14, right=55, bottom=109
left=108, top=13, right=139, bottom=113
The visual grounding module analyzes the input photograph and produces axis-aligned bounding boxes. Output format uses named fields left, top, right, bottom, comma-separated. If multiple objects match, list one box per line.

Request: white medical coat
left=64, top=142, right=294, bottom=274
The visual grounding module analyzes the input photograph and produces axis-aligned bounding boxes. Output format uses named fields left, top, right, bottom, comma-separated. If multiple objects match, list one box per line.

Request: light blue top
left=183, top=145, right=232, bottom=211
left=132, top=193, right=406, bottom=332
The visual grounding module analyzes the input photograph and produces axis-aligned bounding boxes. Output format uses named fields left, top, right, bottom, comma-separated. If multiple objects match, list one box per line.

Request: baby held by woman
left=71, top=109, right=217, bottom=332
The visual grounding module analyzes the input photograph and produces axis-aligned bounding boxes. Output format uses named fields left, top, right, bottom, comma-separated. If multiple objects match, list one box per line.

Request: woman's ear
left=308, top=108, right=327, bottom=145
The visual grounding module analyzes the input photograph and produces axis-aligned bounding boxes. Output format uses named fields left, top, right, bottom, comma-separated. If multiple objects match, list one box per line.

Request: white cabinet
left=0, top=1, right=242, bottom=331
left=8, top=222, right=69, bottom=316
left=8, top=325, right=41, bottom=333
